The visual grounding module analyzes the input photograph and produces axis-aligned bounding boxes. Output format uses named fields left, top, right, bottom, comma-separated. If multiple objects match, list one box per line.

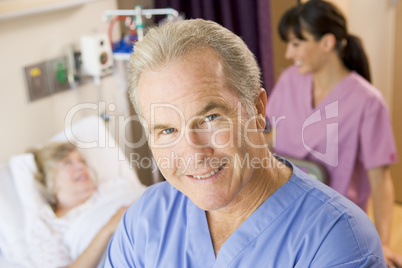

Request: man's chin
left=192, top=195, right=233, bottom=212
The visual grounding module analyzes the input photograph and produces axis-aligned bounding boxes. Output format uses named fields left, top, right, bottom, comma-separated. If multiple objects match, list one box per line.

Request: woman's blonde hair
left=128, top=19, right=262, bottom=120
left=29, top=142, right=82, bottom=210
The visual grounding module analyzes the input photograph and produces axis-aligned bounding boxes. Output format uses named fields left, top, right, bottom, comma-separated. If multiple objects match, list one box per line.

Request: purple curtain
left=154, top=0, right=274, bottom=93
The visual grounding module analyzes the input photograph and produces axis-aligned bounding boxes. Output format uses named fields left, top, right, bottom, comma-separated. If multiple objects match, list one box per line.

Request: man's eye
left=205, top=114, right=219, bottom=122
left=162, top=128, right=176, bottom=134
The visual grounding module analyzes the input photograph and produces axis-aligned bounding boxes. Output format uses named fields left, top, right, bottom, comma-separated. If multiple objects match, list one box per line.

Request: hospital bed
left=0, top=115, right=147, bottom=267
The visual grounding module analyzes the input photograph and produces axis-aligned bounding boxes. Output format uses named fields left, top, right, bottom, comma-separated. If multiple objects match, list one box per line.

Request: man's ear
left=320, top=33, right=336, bottom=52
left=255, top=88, right=267, bottom=130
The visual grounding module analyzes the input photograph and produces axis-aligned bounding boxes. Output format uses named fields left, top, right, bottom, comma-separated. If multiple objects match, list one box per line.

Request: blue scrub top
left=105, top=162, right=385, bottom=267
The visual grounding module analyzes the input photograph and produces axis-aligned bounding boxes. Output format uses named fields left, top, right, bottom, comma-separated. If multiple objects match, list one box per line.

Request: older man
left=105, top=19, right=386, bottom=267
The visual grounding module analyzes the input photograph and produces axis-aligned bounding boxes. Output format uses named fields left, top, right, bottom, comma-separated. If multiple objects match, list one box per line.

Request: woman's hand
left=104, top=206, right=129, bottom=235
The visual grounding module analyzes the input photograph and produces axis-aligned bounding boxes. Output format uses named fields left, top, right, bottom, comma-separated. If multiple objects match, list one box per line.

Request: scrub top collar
left=187, top=157, right=304, bottom=267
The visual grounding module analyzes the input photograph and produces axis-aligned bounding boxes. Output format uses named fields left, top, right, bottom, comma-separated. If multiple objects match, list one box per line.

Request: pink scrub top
left=266, top=66, right=397, bottom=211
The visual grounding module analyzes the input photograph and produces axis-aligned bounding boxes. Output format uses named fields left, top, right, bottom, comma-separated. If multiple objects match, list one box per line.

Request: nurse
left=265, top=0, right=401, bottom=266
left=106, top=19, right=386, bottom=267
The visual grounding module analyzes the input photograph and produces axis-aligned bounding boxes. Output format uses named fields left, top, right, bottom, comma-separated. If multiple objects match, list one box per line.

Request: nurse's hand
left=383, top=245, right=402, bottom=268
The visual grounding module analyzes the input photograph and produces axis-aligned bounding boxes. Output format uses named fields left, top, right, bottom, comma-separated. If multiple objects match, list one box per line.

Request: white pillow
left=9, top=153, right=45, bottom=212
left=51, top=115, right=143, bottom=187
left=6, top=154, right=44, bottom=267
left=0, top=163, right=31, bottom=267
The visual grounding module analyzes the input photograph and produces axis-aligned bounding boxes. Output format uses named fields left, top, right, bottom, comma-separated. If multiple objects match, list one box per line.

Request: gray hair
left=30, top=142, right=77, bottom=209
left=128, top=19, right=262, bottom=121
left=29, top=142, right=96, bottom=211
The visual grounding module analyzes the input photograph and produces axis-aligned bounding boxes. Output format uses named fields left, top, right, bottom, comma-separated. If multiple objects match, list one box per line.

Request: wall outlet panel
left=24, top=62, right=52, bottom=102
left=23, top=53, right=113, bottom=102
left=46, top=56, right=70, bottom=93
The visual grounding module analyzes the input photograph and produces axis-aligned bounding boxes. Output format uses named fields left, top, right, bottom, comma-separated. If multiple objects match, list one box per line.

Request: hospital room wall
left=391, top=1, right=402, bottom=203
left=348, top=1, right=402, bottom=202
left=347, top=0, right=396, bottom=112
left=0, top=0, right=124, bottom=164
left=328, top=0, right=400, bottom=201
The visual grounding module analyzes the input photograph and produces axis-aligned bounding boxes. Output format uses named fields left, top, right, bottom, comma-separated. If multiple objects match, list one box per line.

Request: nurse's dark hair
left=278, top=0, right=371, bottom=82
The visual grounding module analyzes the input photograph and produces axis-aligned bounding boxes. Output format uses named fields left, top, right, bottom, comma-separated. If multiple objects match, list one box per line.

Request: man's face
left=138, top=48, right=266, bottom=211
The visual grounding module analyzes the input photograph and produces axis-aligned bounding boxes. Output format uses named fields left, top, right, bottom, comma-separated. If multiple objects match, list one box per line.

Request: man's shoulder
left=287, top=166, right=384, bottom=262
left=289, top=166, right=368, bottom=220
left=284, top=162, right=374, bottom=232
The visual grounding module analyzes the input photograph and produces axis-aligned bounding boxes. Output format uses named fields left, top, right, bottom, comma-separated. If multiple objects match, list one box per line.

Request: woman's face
left=285, top=30, right=328, bottom=74
left=53, top=150, right=95, bottom=209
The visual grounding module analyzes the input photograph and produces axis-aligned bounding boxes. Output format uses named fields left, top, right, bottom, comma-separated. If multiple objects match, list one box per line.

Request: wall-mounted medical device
left=80, top=33, right=113, bottom=77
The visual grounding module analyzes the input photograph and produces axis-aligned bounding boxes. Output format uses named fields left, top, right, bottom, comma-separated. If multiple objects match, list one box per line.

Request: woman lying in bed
left=29, top=141, right=131, bottom=268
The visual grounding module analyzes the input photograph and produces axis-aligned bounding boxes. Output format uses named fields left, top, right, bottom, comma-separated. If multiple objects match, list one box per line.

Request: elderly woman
left=29, top=142, right=128, bottom=268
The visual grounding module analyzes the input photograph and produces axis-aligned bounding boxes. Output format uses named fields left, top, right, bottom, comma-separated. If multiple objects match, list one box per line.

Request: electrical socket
left=23, top=62, right=52, bottom=102
left=46, top=56, right=70, bottom=93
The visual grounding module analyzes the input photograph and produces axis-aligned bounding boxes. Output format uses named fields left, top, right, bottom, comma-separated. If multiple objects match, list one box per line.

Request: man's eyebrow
left=150, top=123, right=170, bottom=131
left=150, top=101, right=229, bottom=131
left=195, top=101, right=229, bottom=117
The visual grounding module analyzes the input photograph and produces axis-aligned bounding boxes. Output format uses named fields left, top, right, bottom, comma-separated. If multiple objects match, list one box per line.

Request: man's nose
left=178, top=129, right=214, bottom=163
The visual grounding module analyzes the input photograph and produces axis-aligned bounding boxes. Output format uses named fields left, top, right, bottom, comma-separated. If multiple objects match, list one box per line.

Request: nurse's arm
left=368, top=166, right=402, bottom=267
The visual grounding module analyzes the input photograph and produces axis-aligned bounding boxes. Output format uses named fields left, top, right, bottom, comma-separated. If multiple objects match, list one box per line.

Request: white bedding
left=65, top=184, right=139, bottom=259
left=0, top=116, right=148, bottom=267
left=0, top=165, right=31, bottom=268
left=23, top=177, right=142, bottom=268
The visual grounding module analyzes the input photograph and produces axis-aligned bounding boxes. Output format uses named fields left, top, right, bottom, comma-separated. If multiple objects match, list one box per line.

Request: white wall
left=327, top=0, right=349, bottom=18
left=348, top=0, right=396, bottom=109
left=303, top=0, right=349, bottom=17
left=0, top=0, right=123, bottom=163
